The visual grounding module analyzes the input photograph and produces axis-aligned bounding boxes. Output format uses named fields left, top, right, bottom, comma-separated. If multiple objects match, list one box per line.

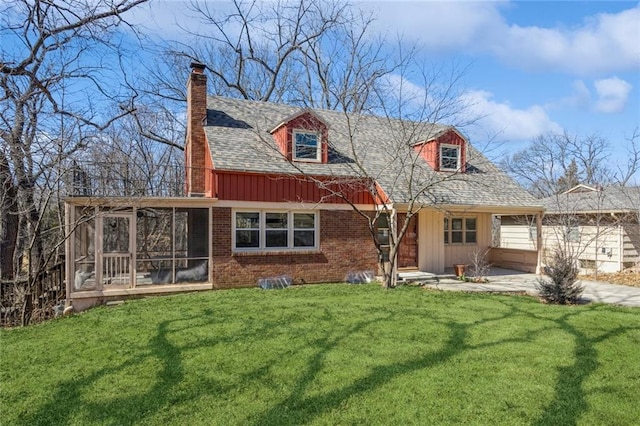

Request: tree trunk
left=0, top=157, right=18, bottom=280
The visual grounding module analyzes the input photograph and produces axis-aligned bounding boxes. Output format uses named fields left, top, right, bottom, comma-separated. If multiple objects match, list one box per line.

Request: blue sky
left=132, top=1, right=639, bottom=163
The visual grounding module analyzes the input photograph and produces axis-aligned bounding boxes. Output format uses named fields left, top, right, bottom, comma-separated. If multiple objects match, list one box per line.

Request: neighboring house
left=500, top=185, right=640, bottom=273
left=64, top=63, right=543, bottom=311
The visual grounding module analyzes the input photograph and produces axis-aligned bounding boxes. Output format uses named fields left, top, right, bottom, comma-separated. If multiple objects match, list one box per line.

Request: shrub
left=537, top=249, right=584, bottom=304
left=468, top=248, right=491, bottom=283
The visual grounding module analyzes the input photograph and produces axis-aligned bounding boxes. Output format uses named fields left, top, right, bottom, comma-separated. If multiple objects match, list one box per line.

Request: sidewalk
left=420, top=268, right=640, bottom=307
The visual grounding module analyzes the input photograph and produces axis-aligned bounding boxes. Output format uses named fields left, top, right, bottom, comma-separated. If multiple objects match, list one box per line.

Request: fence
left=0, top=262, right=65, bottom=327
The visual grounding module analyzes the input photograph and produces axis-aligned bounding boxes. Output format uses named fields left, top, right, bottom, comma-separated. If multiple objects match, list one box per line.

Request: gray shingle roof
left=204, top=96, right=540, bottom=209
left=541, top=186, right=640, bottom=214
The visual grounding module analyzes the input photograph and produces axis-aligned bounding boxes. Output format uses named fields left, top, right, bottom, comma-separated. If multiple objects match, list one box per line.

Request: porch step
left=397, top=271, right=438, bottom=283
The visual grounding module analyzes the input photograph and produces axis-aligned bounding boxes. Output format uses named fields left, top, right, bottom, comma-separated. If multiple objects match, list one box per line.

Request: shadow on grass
left=19, top=313, right=224, bottom=425
left=17, top=296, right=638, bottom=425
left=250, top=302, right=539, bottom=425
left=530, top=307, right=636, bottom=426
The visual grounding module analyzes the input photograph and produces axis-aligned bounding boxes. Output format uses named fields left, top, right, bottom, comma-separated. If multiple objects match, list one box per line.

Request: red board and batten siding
left=414, top=129, right=466, bottom=173
left=212, top=170, right=376, bottom=204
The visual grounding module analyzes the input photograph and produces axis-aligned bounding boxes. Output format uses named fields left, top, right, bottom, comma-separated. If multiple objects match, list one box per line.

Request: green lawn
left=1, top=284, right=639, bottom=425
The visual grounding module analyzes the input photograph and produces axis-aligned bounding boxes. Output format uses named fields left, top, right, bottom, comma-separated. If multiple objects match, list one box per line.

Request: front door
left=99, top=214, right=133, bottom=287
left=398, top=213, right=418, bottom=268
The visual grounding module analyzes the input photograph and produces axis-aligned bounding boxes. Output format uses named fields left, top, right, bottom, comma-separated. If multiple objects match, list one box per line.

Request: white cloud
left=365, top=1, right=506, bottom=51
left=368, top=2, right=640, bottom=76
left=493, top=6, right=640, bottom=75
left=462, top=90, right=561, bottom=141
left=593, top=77, right=633, bottom=113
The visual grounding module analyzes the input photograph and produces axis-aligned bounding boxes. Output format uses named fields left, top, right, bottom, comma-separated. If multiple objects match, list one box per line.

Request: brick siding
left=211, top=207, right=378, bottom=287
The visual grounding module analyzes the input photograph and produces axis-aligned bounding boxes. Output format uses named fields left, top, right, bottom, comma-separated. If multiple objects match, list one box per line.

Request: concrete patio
left=417, top=268, right=640, bottom=307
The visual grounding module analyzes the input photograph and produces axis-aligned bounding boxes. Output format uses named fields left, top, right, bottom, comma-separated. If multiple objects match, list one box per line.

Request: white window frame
left=444, top=217, right=477, bottom=245
left=233, top=210, right=319, bottom=252
left=440, top=144, right=460, bottom=171
left=293, top=130, right=321, bottom=162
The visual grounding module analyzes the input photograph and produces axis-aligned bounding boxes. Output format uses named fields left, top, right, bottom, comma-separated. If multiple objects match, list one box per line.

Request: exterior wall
left=211, top=207, right=378, bottom=287
left=418, top=209, right=446, bottom=273
left=414, top=130, right=467, bottom=172
left=500, top=224, right=537, bottom=251
left=444, top=213, right=492, bottom=267
left=500, top=219, right=634, bottom=272
left=622, top=224, right=640, bottom=267
left=271, top=112, right=329, bottom=163
left=541, top=225, right=622, bottom=273
left=488, top=248, right=538, bottom=273
left=417, top=211, right=493, bottom=273
left=213, top=170, right=375, bottom=204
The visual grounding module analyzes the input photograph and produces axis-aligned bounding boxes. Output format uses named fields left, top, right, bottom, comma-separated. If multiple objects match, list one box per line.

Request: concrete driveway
left=421, top=268, right=640, bottom=307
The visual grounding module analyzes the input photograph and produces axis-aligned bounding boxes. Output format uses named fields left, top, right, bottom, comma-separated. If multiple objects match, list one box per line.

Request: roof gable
left=203, top=96, right=539, bottom=209
left=269, top=109, right=328, bottom=134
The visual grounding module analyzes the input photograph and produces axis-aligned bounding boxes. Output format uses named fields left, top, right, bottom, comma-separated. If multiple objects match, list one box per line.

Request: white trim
left=444, top=216, right=477, bottom=245
left=293, top=129, right=322, bottom=162
left=439, top=143, right=461, bottom=171
left=232, top=209, right=319, bottom=253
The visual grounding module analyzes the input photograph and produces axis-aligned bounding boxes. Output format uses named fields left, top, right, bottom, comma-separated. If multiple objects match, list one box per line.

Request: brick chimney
left=185, top=62, right=207, bottom=196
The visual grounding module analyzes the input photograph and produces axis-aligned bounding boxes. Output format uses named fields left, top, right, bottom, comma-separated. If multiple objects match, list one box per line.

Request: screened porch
left=65, top=198, right=213, bottom=305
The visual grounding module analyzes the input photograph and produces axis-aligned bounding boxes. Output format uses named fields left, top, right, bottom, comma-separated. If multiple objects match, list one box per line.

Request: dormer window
left=293, top=130, right=321, bottom=161
left=440, top=144, right=460, bottom=171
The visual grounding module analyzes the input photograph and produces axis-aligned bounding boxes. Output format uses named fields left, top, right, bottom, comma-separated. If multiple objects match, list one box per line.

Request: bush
left=537, top=249, right=584, bottom=304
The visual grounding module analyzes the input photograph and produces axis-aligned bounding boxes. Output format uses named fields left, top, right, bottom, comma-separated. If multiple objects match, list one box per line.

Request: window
left=234, top=211, right=318, bottom=251
left=440, top=144, right=460, bottom=171
left=265, top=212, right=288, bottom=248
left=293, top=213, right=316, bottom=247
left=376, top=214, right=390, bottom=262
left=235, top=212, right=260, bottom=248
left=293, top=131, right=321, bottom=161
left=444, top=217, right=477, bottom=244
left=444, top=218, right=449, bottom=244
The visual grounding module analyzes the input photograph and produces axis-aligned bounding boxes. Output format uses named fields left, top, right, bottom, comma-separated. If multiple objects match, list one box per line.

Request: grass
left=1, top=284, right=639, bottom=425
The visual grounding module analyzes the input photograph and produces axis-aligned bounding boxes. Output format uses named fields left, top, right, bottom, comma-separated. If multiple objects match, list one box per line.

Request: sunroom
left=65, top=197, right=214, bottom=311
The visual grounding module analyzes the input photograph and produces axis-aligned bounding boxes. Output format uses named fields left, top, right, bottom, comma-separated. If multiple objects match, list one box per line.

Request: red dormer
left=413, top=127, right=467, bottom=173
left=270, top=110, right=329, bottom=163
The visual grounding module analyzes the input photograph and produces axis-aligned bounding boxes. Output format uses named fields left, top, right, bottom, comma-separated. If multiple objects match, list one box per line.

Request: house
left=64, top=63, right=543, bottom=311
left=499, top=185, right=640, bottom=273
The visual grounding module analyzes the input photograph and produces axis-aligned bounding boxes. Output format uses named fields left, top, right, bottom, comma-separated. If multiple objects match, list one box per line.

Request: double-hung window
left=293, top=130, right=321, bottom=161
left=234, top=211, right=318, bottom=251
left=376, top=214, right=390, bottom=262
left=444, top=217, right=477, bottom=244
left=235, top=212, right=260, bottom=248
left=440, top=144, right=460, bottom=171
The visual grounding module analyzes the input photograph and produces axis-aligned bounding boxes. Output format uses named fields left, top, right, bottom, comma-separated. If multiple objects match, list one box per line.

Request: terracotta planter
left=454, top=264, right=466, bottom=277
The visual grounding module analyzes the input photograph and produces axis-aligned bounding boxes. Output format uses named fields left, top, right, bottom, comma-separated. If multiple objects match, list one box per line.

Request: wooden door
left=398, top=213, right=418, bottom=268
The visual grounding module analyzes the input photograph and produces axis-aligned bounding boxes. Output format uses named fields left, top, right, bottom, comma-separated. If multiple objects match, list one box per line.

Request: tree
left=161, top=1, right=482, bottom=288
left=537, top=248, right=584, bottom=305
left=1, top=0, right=149, bottom=324
left=500, top=131, right=612, bottom=198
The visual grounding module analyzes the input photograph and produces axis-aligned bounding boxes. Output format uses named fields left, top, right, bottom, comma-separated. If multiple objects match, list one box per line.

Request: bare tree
left=232, top=59, right=481, bottom=289
left=1, top=0, right=149, bottom=324
left=153, top=0, right=484, bottom=289
left=500, top=131, right=612, bottom=198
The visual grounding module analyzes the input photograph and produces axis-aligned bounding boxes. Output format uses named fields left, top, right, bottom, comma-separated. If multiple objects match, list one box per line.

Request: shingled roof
left=542, top=186, right=640, bottom=214
left=204, top=96, right=541, bottom=209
